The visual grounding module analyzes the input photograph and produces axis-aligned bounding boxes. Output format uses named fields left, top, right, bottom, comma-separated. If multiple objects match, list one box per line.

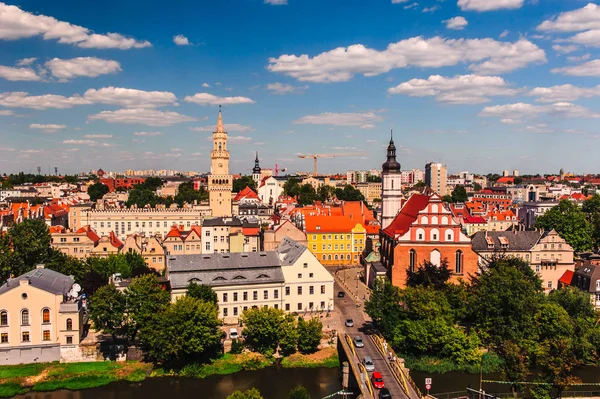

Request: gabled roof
left=234, top=186, right=260, bottom=201
left=109, top=231, right=123, bottom=248
left=166, top=225, right=183, bottom=239
left=382, top=193, right=430, bottom=237
left=304, top=215, right=361, bottom=234
left=559, top=269, right=574, bottom=285
left=76, top=225, right=101, bottom=243
left=471, top=230, right=542, bottom=252
left=278, top=237, right=307, bottom=265
left=242, top=227, right=261, bottom=236
left=0, top=267, right=74, bottom=296
left=49, top=225, right=66, bottom=234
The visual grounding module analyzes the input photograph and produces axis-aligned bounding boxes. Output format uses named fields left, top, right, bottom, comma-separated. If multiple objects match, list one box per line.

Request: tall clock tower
left=208, top=106, right=233, bottom=217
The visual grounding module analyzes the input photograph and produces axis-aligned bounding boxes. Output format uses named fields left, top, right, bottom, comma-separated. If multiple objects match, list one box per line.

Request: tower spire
left=390, top=129, right=393, bottom=143
left=216, top=105, right=224, bottom=133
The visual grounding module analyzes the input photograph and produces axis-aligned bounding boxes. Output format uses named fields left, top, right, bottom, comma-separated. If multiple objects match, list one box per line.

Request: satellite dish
left=71, top=283, right=81, bottom=294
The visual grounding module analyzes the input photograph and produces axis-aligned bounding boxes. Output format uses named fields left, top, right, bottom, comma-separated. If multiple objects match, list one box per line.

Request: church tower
left=252, top=152, right=262, bottom=188
left=381, top=131, right=403, bottom=229
left=208, top=106, right=233, bottom=217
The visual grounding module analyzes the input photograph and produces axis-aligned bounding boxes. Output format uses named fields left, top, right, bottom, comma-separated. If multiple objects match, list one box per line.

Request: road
left=333, top=276, right=410, bottom=399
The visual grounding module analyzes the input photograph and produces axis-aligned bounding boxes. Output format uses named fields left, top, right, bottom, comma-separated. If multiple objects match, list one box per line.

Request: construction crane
left=298, top=153, right=363, bottom=176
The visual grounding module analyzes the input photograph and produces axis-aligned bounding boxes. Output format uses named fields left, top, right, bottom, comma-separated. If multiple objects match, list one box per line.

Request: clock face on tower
left=218, top=163, right=223, bottom=168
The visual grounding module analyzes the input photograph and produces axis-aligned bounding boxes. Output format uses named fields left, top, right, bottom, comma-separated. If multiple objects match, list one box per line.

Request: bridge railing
left=338, top=332, right=375, bottom=399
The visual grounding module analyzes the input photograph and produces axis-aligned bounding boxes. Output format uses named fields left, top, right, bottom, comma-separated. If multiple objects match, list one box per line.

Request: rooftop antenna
left=36, top=166, right=41, bottom=175
left=54, top=166, right=58, bottom=176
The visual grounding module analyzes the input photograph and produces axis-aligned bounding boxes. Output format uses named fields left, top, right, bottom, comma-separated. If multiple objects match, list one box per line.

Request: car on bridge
left=379, top=388, right=392, bottom=398
left=338, top=291, right=345, bottom=298
left=345, top=319, right=354, bottom=327
left=363, top=356, right=375, bottom=372
left=354, top=336, right=364, bottom=348
left=372, top=372, right=385, bottom=389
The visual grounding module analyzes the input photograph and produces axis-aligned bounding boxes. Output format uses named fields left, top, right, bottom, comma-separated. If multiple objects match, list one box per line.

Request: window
left=430, top=249, right=441, bottom=267
left=274, top=290, right=279, bottom=299
left=43, top=330, right=50, bottom=341
left=409, top=249, right=417, bottom=273
left=0, top=311, right=7, bottom=326
left=205, top=242, right=210, bottom=251
left=0, top=333, right=7, bottom=343
left=285, top=304, right=290, bottom=311
left=309, top=286, right=314, bottom=295
left=264, top=290, right=268, bottom=300
left=309, top=273, right=313, bottom=278
left=309, top=302, right=314, bottom=309
left=285, top=287, right=290, bottom=296
left=66, top=336, right=73, bottom=345
left=321, top=285, right=325, bottom=294
left=243, top=292, right=248, bottom=301
left=298, top=273, right=302, bottom=279
left=22, top=331, right=30, bottom=342
left=536, top=265, right=540, bottom=273
left=274, top=304, right=278, bottom=309
left=233, top=292, right=238, bottom=302
left=21, top=310, right=29, bottom=326
left=321, top=301, right=325, bottom=309
left=322, top=244, right=326, bottom=250
left=303, top=263, right=308, bottom=268
left=455, top=250, right=463, bottom=274
left=313, top=235, right=316, bottom=240
left=253, top=291, right=258, bottom=301
left=547, top=281, right=553, bottom=289
left=322, top=254, right=326, bottom=260
left=298, top=286, right=302, bottom=295
left=42, top=308, right=50, bottom=324
left=223, top=293, right=228, bottom=303
left=223, top=308, right=228, bottom=317
left=233, top=307, right=238, bottom=316
left=334, top=244, right=338, bottom=250
left=297, top=303, right=302, bottom=311
left=66, top=318, right=73, bottom=331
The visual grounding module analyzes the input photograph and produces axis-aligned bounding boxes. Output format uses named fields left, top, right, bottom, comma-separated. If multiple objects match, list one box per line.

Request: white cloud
left=266, top=82, right=308, bottom=94
left=84, top=134, right=113, bottom=139
left=63, top=139, right=112, bottom=147
left=229, top=136, right=253, bottom=143
left=293, top=112, right=383, bottom=128
left=29, top=123, right=66, bottom=133
left=45, top=57, right=121, bottom=80
left=458, top=0, right=524, bottom=12
left=88, top=108, right=196, bottom=126
left=0, top=65, right=39, bottom=81
left=422, top=6, right=440, bottom=13
left=83, top=87, right=176, bottom=108
left=528, top=84, right=600, bottom=102
left=16, top=57, right=36, bottom=66
left=388, top=74, right=520, bottom=104
left=173, top=34, right=190, bottom=46
left=392, top=0, right=411, bottom=3
left=265, top=0, right=287, bottom=4
left=0, top=110, right=15, bottom=116
left=538, top=3, right=600, bottom=33
left=0, top=2, right=151, bottom=49
left=552, top=44, right=579, bottom=54
left=520, top=124, right=555, bottom=134
left=404, top=3, right=419, bottom=9
left=500, top=118, right=524, bottom=124
left=20, top=149, right=44, bottom=154
left=480, top=102, right=600, bottom=120
left=444, top=17, right=468, bottom=30
left=0, top=92, right=89, bottom=109
left=134, top=131, right=163, bottom=136
left=267, top=37, right=545, bottom=82
left=202, top=83, right=210, bottom=88
left=190, top=124, right=254, bottom=132
left=184, top=93, right=255, bottom=106
left=568, top=29, right=600, bottom=47
left=551, top=59, right=600, bottom=76
left=567, top=53, right=591, bottom=62
left=499, top=30, right=510, bottom=38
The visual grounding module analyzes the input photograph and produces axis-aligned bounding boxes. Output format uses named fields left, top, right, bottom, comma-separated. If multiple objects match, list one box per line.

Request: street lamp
left=356, top=273, right=360, bottom=297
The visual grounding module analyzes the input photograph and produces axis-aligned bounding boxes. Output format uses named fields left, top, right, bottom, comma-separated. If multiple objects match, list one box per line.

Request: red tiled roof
left=76, top=225, right=101, bottom=243
left=464, top=216, right=487, bottom=224
left=259, top=176, right=270, bottom=188
left=559, top=269, right=574, bottom=285
left=242, top=227, right=261, bottom=236
left=49, top=226, right=66, bottom=234
left=305, top=215, right=361, bottom=234
left=496, top=177, right=514, bottom=184
left=234, top=186, right=260, bottom=201
left=109, top=231, right=123, bottom=248
left=166, top=225, right=183, bottom=239
left=382, top=193, right=430, bottom=237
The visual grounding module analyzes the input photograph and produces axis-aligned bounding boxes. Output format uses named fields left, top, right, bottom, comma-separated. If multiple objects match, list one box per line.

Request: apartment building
left=121, top=234, right=167, bottom=271
left=201, top=217, right=261, bottom=254
left=425, top=162, right=448, bottom=196
left=50, top=225, right=100, bottom=259
left=304, top=215, right=366, bottom=266
left=163, top=225, right=203, bottom=256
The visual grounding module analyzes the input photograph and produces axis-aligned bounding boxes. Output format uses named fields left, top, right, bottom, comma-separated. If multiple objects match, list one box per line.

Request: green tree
left=451, top=185, right=468, bottom=203
left=365, top=278, right=403, bottom=337
left=297, top=184, right=317, bottom=206
left=583, top=194, right=600, bottom=249
left=175, top=181, right=209, bottom=206
left=232, top=176, right=257, bottom=193
left=335, top=185, right=365, bottom=202
left=279, top=314, right=299, bottom=356
left=125, top=274, right=170, bottom=344
left=406, top=260, right=452, bottom=290
left=283, top=177, right=300, bottom=197
left=289, top=385, right=310, bottom=399
left=473, top=182, right=482, bottom=191
left=442, top=195, right=454, bottom=203
left=297, top=317, right=322, bottom=354
left=535, top=199, right=593, bottom=253
left=186, top=282, right=218, bottom=305
left=88, top=182, right=110, bottom=201
left=89, top=284, right=126, bottom=341
left=45, top=250, right=90, bottom=283
left=241, top=307, right=285, bottom=355
left=514, top=176, right=523, bottom=185
left=226, top=388, right=264, bottom=399
left=137, top=177, right=163, bottom=191
left=2, top=219, right=52, bottom=281
left=317, top=185, right=336, bottom=202
left=144, top=296, right=221, bottom=363
left=366, top=175, right=382, bottom=183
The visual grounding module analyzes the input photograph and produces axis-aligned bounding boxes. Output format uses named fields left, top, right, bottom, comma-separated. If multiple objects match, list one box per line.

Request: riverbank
left=0, top=348, right=340, bottom=397
left=403, top=352, right=504, bottom=374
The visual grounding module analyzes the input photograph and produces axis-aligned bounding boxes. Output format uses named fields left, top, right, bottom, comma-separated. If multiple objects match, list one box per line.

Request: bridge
left=335, top=277, right=422, bottom=399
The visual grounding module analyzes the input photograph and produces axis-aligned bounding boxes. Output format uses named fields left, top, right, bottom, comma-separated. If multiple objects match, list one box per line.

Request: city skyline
left=2, top=0, right=600, bottom=174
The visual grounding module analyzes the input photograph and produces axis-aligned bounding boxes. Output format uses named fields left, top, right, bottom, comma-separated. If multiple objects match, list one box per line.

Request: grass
left=159, top=353, right=273, bottom=379
left=0, top=383, right=28, bottom=398
left=280, top=348, right=340, bottom=369
left=32, top=374, right=117, bottom=391
left=403, top=352, right=504, bottom=374
left=0, top=364, right=48, bottom=379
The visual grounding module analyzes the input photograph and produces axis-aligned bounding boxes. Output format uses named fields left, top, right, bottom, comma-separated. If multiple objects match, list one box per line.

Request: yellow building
left=304, top=215, right=366, bottom=266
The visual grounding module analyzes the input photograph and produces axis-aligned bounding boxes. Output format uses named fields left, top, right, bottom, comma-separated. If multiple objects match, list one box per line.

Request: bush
left=230, top=339, right=244, bottom=355
left=289, top=385, right=310, bottom=399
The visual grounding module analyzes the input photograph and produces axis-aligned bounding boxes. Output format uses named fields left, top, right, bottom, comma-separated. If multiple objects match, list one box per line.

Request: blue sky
left=0, top=0, right=599, bottom=175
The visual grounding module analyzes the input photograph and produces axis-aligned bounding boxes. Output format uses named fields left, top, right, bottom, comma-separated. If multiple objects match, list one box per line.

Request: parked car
left=229, top=328, right=239, bottom=339
left=338, top=291, right=345, bottom=298
left=345, top=319, right=354, bottom=327
left=363, top=356, right=375, bottom=372
left=372, top=372, right=385, bottom=389
left=379, top=388, right=392, bottom=398
left=354, top=336, right=364, bottom=348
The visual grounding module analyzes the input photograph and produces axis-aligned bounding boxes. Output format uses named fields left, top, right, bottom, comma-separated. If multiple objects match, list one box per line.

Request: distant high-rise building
left=425, top=162, right=448, bottom=196
left=381, top=131, right=402, bottom=229
left=502, top=170, right=510, bottom=177
left=513, top=170, right=519, bottom=177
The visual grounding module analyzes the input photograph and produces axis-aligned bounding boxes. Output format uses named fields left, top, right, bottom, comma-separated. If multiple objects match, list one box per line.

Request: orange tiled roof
left=382, top=193, right=430, bottom=237
left=49, top=225, right=66, bottom=234
left=234, top=186, right=260, bottom=201
left=305, top=215, right=361, bottom=234
left=76, top=225, right=101, bottom=243
left=242, top=227, right=261, bottom=236
left=109, top=231, right=123, bottom=248
left=166, top=225, right=183, bottom=239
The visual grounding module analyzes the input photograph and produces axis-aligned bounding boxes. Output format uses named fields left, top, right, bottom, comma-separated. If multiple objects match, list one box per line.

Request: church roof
left=382, top=193, right=430, bottom=237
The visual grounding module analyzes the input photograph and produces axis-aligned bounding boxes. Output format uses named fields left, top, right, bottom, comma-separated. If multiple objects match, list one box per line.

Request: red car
left=372, top=372, right=385, bottom=389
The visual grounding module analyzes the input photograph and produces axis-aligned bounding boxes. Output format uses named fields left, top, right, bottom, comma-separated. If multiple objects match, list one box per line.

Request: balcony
left=60, top=302, right=80, bottom=313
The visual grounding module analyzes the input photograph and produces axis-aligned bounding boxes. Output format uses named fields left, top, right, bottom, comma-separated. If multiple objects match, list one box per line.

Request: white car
left=345, top=319, right=354, bottom=327
left=363, top=356, right=375, bottom=372
left=354, top=336, right=364, bottom=348
left=229, top=328, right=239, bottom=339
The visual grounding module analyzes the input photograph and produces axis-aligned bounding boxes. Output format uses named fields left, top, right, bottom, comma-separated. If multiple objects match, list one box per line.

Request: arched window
left=441, top=216, right=449, bottom=225
left=322, top=255, right=326, bottom=260
left=431, top=216, right=439, bottom=225
left=416, top=228, right=425, bottom=241
left=421, top=216, right=428, bottom=225
left=445, top=229, right=454, bottom=242
left=0, top=311, right=7, bottom=326
left=431, top=204, right=438, bottom=213
left=430, top=249, right=441, bottom=267
left=66, top=318, right=73, bottom=331
left=391, top=180, right=394, bottom=189
left=334, top=254, right=339, bottom=260
left=409, top=249, right=417, bottom=273
left=42, top=309, right=50, bottom=324
left=327, top=254, right=332, bottom=260
left=21, top=310, right=29, bottom=326
left=430, top=228, right=439, bottom=241
left=455, top=250, right=463, bottom=274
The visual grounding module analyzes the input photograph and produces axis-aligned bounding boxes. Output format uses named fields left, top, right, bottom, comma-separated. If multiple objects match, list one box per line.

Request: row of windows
left=415, top=228, right=455, bottom=242
left=321, top=254, right=359, bottom=261
left=1, top=333, right=74, bottom=345
left=312, top=244, right=361, bottom=251
left=408, top=249, right=463, bottom=274
left=222, top=301, right=329, bottom=317
left=311, top=234, right=354, bottom=241
left=221, top=286, right=326, bottom=303
left=93, top=220, right=198, bottom=230
left=0, top=310, right=72, bottom=330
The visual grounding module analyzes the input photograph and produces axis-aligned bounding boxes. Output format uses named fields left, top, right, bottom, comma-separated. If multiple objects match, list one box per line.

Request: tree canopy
left=451, top=185, right=468, bottom=203
left=535, top=199, right=593, bottom=253
left=186, top=282, right=218, bottom=305
left=233, top=176, right=257, bottom=193
left=88, top=182, right=110, bottom=201
left=226, top=388, right=264, bottom=399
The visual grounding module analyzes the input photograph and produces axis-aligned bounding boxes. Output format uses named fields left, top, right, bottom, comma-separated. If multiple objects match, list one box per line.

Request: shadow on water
left=15, top=367, right=351, bottom=399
